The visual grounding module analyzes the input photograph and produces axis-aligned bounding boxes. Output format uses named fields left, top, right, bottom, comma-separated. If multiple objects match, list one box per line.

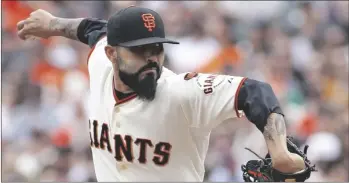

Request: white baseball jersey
left=87, top=37, right=247, bottom=181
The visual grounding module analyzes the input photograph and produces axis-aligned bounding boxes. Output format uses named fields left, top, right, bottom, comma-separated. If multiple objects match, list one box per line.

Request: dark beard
left=117, top=57, right=161, bottom=101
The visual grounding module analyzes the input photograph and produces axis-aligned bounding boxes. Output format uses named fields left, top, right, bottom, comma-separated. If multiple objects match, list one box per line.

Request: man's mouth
left=139, top=68, right=157, bottom=79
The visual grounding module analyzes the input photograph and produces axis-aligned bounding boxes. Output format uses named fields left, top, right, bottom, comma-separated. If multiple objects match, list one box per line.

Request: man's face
left=114, top=43, right=165, bottom=101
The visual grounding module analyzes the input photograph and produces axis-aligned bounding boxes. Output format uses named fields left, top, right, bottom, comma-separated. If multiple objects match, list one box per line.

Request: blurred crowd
left=2, top=1, right=348, bottom=182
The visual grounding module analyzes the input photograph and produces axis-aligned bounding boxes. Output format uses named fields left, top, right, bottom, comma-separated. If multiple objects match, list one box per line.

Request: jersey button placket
left=112, top=106, right=128, bottom=171
left=111, top=106, right=121, bottom=133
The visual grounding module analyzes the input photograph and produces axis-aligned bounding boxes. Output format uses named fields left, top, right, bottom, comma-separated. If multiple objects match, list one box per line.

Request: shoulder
left=162, top=72, right=233, bottom=91
left=158, top=67, right=176, bottom=81
left=87, top=36, right=112, bottom=76
left=159, top=72, right=246, bottom=101
left=77, top=18, right=107, bottom=48
left=88, top=36, right=108, bottom=61
left=93, top=36, right=108, bottom=50
left=158, top=72, right=216, bottom=99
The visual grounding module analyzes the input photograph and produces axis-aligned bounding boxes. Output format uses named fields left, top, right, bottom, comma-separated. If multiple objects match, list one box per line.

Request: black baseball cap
left=107, top=6, right=179, bottom=47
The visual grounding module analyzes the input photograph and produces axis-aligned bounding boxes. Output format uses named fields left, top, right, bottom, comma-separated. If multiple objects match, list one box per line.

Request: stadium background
left=2, top=1, right=348, bottom=182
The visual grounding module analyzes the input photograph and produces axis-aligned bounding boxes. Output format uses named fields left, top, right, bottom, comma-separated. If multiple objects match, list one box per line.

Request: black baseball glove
left=241, top=136, right=316, bottom=182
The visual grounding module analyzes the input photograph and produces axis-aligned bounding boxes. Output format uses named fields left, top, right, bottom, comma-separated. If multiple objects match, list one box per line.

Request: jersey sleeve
left=178, top=73, right=247, bottom=130
left=77, top=18, right=107, bottom=48
left=87, top=36, right=111, bottom=86
left=77, top=18, right=110, bottom=79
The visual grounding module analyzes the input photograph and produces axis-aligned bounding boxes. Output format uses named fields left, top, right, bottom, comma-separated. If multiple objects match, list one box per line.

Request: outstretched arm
left=47, top=17, right=84, bottom=41
left=263, top=113, right=288, bottom=161
left=17, top=9, right=82, bottom=40
left=17, top=9, right=107, bottom=47
left=263, top=113, right=306, bottom=172
left=237, top=79, right=305, bottom=173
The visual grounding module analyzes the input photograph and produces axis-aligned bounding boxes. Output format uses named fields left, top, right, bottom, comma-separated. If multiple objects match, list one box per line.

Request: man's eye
left=130, top=44, right=163, bottom=55
left=130, top=46, right=144, bottom=53
left=154, top=44, right=163, bottom=52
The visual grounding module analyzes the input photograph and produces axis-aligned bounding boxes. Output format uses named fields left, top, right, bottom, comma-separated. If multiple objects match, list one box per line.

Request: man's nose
left=144, top=51, right=158, bottom=63
left=146, top=55, right=158, bottom=63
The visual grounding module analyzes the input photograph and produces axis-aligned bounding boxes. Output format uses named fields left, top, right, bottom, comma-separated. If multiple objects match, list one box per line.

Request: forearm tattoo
left=48, top=17, right=83, bottom=40
left=263, top=113, right=286, bottom=141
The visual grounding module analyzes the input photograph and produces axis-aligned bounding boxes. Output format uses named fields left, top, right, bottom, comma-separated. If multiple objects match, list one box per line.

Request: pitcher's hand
left=17, top=9, right=56, bottom=40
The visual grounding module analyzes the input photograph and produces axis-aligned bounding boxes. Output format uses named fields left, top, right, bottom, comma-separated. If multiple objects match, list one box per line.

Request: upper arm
left=175, top=73, right=284, bottom=132
left=77, top=18, right=107, bottom=48
left=237, top=79, right=284, bottom=132
left=177, top=73, right=247, bottom=130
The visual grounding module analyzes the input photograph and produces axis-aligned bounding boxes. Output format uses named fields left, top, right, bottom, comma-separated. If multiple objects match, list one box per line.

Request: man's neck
left=112, top=73, right=137, bottom=104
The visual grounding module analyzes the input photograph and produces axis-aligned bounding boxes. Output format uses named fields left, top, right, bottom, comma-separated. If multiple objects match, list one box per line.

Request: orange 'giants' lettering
left=114, top=135, right=134, bottom=162
left=135, top=138, right=153, bottom=164
left=203, top=75, right=216, bottom=94
left=89, top=120, right=93, bottom=146
left=93, top=120, right=99, bottom=148
left=89, top=120, right=172, bottom=166
left=153, top=142, right=172, bottom=166
left=100, top=123, right=112, bottom=153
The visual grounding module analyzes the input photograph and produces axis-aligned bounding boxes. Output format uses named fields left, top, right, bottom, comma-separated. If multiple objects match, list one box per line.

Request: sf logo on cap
left=142, top=13, right=156, bottom=32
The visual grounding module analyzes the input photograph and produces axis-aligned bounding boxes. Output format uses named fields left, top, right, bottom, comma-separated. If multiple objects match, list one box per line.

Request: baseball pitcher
left=17, top=6, right=315, bottom=182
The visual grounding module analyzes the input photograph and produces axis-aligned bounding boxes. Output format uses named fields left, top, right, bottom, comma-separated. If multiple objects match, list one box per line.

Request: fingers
left=18, top=26, right=38, bottom=40
left=17, top=9, right=45, bottom=40
left=17, top=19, right=28, bottom=31
left=17, top=18, right=35, bottom=40
left=17, top=29, right=29, bottom=40
left=17, top=24, right=34, bottom=40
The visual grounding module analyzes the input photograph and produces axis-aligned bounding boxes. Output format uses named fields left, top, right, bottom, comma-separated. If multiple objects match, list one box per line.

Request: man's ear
left=105, top=45, right=117, bottom=63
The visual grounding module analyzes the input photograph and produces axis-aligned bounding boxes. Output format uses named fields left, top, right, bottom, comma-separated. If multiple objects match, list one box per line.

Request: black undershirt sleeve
left=77, top=18, right=107, bottom=48
left=237, top=78, right=284, bottom=132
